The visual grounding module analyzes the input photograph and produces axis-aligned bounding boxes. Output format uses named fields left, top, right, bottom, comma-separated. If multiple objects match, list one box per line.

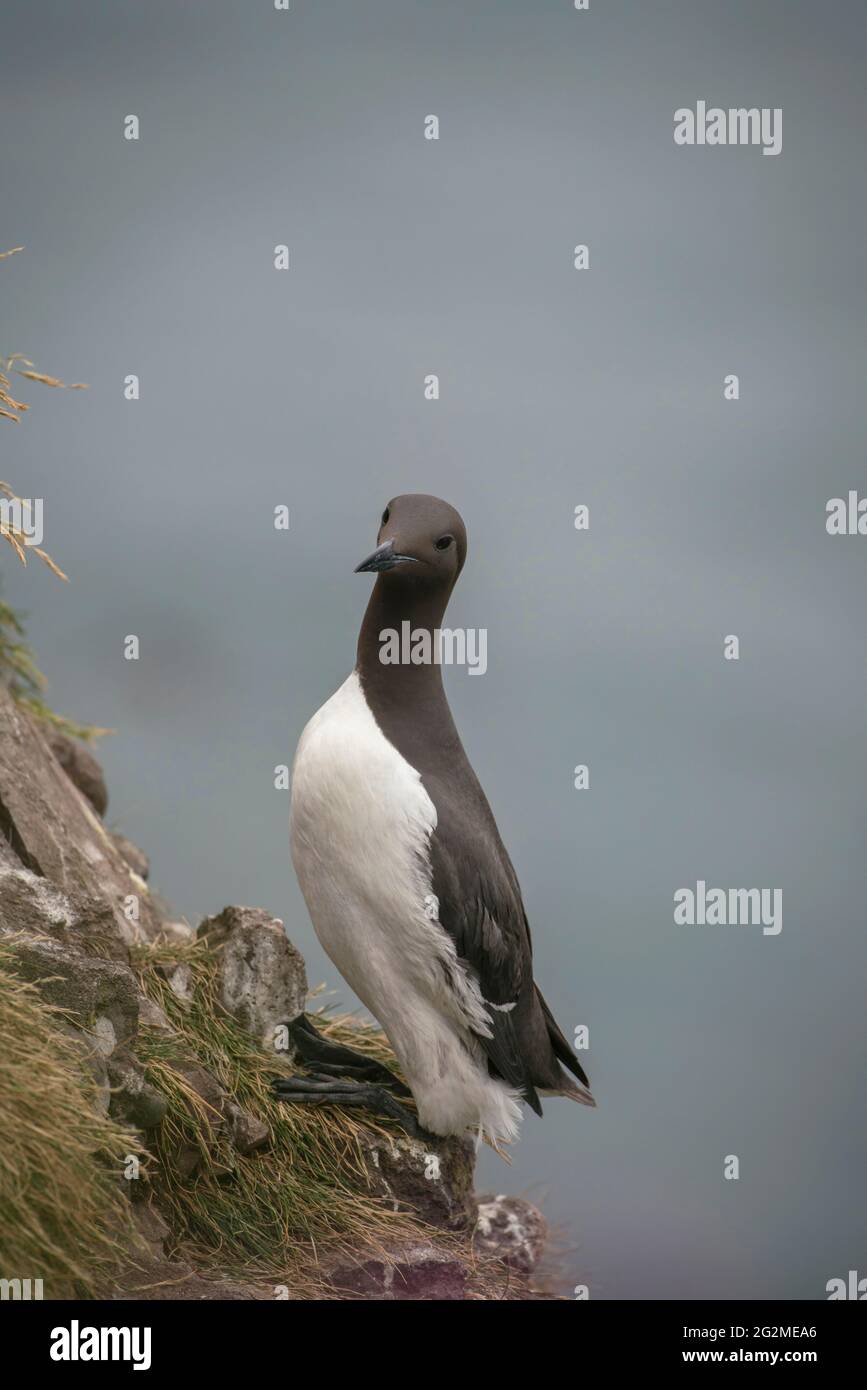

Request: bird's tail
left=536, top=986, right=597, bottom=1108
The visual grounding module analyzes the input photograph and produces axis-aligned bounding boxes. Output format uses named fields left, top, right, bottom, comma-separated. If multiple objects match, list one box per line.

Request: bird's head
left=355, top=494, right=467, bottom=589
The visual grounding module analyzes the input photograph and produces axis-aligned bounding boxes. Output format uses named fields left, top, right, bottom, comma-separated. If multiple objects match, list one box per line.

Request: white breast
left=292, top=671, right=489, bottom=1027
left=290, top=671, right=439, bottom=985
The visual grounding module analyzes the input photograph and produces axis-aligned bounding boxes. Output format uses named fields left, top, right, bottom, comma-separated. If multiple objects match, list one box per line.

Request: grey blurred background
left=2, top=0, right=865, bottom=1299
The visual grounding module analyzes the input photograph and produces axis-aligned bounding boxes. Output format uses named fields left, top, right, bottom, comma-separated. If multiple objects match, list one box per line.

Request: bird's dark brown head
left=355, top=493, right=467, bottom=589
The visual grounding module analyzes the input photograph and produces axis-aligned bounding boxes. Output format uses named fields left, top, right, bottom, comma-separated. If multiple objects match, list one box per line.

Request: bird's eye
left=381, top=508, right=390, bottom=525
left=434, top=534, right=454, bottom=551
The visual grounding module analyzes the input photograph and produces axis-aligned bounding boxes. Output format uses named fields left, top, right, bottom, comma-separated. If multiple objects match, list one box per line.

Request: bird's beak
left=354, top=540, right=419, bottom=573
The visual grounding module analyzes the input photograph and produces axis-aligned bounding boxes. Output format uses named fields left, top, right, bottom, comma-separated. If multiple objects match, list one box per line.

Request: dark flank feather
left=427, top=778, right=592, bottom=1113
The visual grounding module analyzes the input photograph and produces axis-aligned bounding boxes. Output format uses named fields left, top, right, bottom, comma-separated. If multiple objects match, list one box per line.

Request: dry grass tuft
left=0, top=931, right=523, bottom=1300
left=0, top=244, right=102, bottom=735
left=1, top=247, right=85, bottom=579
left=0, top=347, right=87, bottom=426
left=0, top=942, right=142, bottom=1297
left=0, top=481, right=68, bottom=580
left=132, top=939, right=429, bottom=1289
left=131, top=938, right=517, bottom=1299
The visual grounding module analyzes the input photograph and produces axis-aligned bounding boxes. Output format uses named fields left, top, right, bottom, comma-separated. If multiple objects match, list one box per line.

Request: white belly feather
left=290, top=671, right=521, bottom=1143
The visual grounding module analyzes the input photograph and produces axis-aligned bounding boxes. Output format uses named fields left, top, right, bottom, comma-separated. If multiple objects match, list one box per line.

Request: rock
left=55, top=1020, right=112, bottom=1115
left=473, top=1194, right=547, bottom=1274
left=138, top=996, right=174, bottom=1032
left=114, top=1208, right=273, bottom=1301
left=175, top=1144, right=204, bottom=1181
left=112, top=833, right=149, bottom=882
left=323, top=1241, right=468, bottom=1300
left=48, top=731, right=108, bottom=817
left=134, top=1201, right=172, bottom=1254
left=107, top=1048, right=168, bottom=1130
left=0, top=684, right=163, bottom=942
left=157, top=1060, right=270, bottom=1167
left=169, top=1063, right=265, bottom=1146
left=115, top=1204, right=275, bottom=1301
left=113, top=1269, right=271, bottom=1301
left=0, top=866, right=129, bottom=963
left=5, top=934, right=140, bottom=1046
left=0, top=832, right=22, bottom=870
left=155, top=920, right=195, bottom=946
left=198, top=906, right=308, bottom=1049
left=162, top=1060, right=230, bottom=1177
left=360, top=1130, right=476, bottom=1230
left=164, top=962, right=193, bottom=1003
left=91, top=1015, right=118, bottom=1055
left=167, top=1061, right=227, bottom=1127
left=0, top=865, right=76, bottom=935
left=225, top=1101, right=270, bottom=1154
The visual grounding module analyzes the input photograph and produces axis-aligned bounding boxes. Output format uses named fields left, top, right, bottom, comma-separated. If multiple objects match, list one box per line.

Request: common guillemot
left=274, top=494, right=594, bottom=1147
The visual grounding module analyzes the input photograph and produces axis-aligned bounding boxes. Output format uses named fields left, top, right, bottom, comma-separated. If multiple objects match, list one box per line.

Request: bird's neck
left=356, top=578, right=460, bottom=754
